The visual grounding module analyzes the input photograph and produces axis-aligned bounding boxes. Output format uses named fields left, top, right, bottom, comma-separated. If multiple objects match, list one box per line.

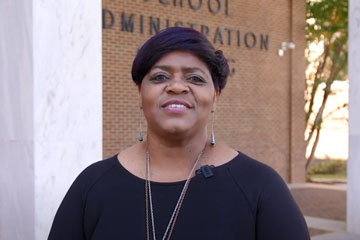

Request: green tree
left=305, top=0, right=348, bottom=172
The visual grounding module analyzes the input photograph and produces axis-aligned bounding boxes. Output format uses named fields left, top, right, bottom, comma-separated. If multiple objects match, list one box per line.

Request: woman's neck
left=143, top=129, right=209, bottom=180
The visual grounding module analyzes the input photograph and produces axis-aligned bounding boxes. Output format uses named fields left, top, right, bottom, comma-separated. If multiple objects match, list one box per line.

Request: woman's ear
left=212, top=91, right=219, bottom=112
left=138, top=98, right=142, bottom=109
left=138, top=85, right=143, bottom=108
left=215, top=90, right=220, bottom=99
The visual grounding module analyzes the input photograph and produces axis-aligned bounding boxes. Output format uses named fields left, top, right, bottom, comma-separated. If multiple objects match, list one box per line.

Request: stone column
left=0, top=1, right=34, bottom=239
left=0, top=0, right=103, bottom=239
left=348, top=0, right=360, bottom=235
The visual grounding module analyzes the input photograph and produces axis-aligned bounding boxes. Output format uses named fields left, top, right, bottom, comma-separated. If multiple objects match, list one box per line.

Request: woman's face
left=139, top=51, right=217, bottom=138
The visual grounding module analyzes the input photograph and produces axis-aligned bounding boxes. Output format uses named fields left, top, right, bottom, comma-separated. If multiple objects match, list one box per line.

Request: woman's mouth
left=168, top=104, right=186, bottom=109
left=162, top=100, right=192, bottom=113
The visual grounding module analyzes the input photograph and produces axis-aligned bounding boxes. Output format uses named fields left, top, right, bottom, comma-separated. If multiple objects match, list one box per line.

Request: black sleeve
left=255, top=170, right=310, bottom=240
left=48, top=169, right=89, bottom=240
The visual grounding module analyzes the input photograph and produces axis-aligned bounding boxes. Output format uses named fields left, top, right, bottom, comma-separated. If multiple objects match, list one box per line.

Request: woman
left=48, top=27, right=310, bottom=240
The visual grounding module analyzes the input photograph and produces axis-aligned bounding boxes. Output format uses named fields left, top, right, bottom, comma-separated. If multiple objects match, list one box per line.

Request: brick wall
left=102, top=0, right=306, bottom=182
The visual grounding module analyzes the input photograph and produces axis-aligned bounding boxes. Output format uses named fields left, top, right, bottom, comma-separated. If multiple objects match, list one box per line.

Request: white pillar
left=0, top=0, right=103, bottom=239
left=0, top=1, right=34, bottom=239
left=348, top=0, right=360, bottom=235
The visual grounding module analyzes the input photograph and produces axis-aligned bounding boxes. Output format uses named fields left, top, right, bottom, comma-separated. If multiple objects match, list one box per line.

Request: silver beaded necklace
left=145, top=146, right=206, bottom=240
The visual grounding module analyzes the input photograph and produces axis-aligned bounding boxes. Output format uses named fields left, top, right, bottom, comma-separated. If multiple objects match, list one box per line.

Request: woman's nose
left=165, top=77, right=189, bottom=94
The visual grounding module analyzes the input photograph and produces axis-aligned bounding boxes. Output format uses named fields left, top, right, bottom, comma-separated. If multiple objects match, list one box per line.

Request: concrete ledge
left=310, top=178, right=347, bottom=184
left=305, top=216, right=346, bottom=232
left=288, top=183, right=347, bottom=191
left=312, top=232, right=360, bottom=240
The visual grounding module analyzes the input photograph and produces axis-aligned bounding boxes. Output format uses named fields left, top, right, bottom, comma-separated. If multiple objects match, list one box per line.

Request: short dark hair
left=131, top=27, right=229, bottom=92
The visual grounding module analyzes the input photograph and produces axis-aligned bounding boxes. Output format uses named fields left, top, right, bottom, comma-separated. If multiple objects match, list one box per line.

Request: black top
left=48, top=152, right=310, bottom=240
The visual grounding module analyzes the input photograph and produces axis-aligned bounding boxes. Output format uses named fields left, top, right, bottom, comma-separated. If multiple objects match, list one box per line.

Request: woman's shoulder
left=225, top=152, right=294, bottom=216
left=227, top=151, right=289, bottom=196
left=71, top=154, right=119, bottom=192
left=79, top=155, right=117, bottom=178
left=228, top=152, right=309, bottom=239
left=230, top=151, right=283, bottom=176
left=80, top=154, right=118, bottom=177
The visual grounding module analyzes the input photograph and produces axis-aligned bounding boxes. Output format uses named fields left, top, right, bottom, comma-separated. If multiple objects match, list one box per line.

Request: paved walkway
left=288, top=183, right=360, bottom=240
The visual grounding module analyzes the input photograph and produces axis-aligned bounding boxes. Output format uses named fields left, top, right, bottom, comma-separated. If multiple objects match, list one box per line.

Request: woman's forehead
left=151, top=51, right=210, bottom=73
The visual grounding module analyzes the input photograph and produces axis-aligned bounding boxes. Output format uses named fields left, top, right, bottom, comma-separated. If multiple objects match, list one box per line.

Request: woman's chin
left=156, top=123, right=196, bottom=136
left=148, top=118, right=203, bottom=137
left=164, top=125, right=190, bottom=134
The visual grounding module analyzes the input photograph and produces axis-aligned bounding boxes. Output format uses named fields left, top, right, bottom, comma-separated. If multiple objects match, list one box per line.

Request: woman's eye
left=187, top=75, right=205, bottom=84
left=150, top=74, right=169, bottom=82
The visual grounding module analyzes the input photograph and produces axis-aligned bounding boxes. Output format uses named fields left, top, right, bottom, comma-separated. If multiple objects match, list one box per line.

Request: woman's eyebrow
left=151, top=65, right=207, bottom=76
left=182, top=67, right=207, bottom=75
left=151, top=65, right=172, bottom=72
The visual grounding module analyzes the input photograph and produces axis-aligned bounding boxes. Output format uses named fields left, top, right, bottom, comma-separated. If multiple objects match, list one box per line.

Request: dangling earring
left=211, top=111, right=216, bottom=146
left=139, top=108, right=144, bottom=142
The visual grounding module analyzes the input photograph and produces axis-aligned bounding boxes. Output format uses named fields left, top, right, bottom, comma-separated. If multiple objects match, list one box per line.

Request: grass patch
left=307, top=160, right=347, bottom=180
left=308, top=173, right=347, bottom=179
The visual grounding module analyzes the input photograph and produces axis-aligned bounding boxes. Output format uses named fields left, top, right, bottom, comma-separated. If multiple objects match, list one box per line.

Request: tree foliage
left=305, top=0, right=348, bottom=172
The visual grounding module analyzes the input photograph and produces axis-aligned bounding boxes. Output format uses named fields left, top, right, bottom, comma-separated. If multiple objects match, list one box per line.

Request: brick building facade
left=102, top=0, right=306, bottom=182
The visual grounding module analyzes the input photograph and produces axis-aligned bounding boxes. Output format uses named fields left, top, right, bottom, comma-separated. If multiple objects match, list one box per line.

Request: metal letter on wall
left=261, top=34, right=269, bottom=50
left=188, top=0, right=204, bottom=11
left=103, top=9, right=115, bottom=29
left=150, top=16, right=161, bottom=34
left=214, top=27, right=224, bottom=44
left=208, top=0, right=222, bottom=14
left=160, top=0, right=170, bottom=5
left=225, top=28, right=234, bottom=45
left=245, top=32, right=257, bottom=48
left=201, top=24, right=210, bottom=37
left=121, top=12, right=135, bottom=32
left=173, top=0, right=184, bottom=7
